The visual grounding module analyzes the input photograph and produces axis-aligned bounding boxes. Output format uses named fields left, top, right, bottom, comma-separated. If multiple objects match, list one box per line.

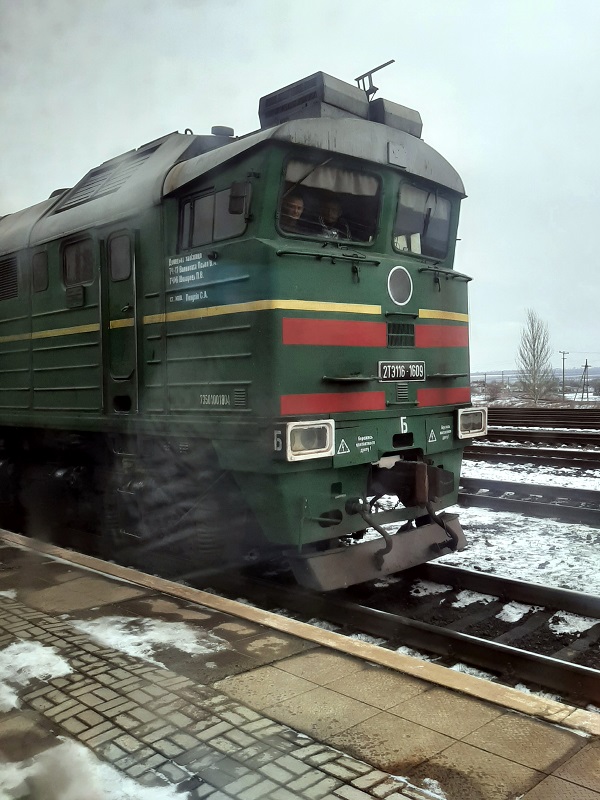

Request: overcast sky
left=1, top=0, right=599, bottom=373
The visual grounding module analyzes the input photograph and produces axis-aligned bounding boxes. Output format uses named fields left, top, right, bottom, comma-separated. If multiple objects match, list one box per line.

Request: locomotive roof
left=164, top=117, right=466, bottom=198
left=0, top=116, right=464, bottom=256
left=0, top=133, right=197, bottom=254
left=0, top=197, right=59, bottom=257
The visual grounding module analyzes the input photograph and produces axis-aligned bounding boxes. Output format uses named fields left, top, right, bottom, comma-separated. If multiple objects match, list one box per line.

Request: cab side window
left=32, top=252, right=49, bottom=293
left=109, top=234, right=132, bottom=282
left=63, top=238, right=94, bottom=286
left=179, top=184, right=251, bottom=250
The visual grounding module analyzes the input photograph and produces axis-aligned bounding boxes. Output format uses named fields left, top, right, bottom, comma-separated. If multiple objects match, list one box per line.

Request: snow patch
left=0, top=641, right=71, bottom=712
left=450, top=662, right=497, bottom=681
left=70, top=616, right=229, bottom=667
left=307, top=618, right=342, bottom=632
left=496, top=601, right=542, bottom=623
left=387, top=775, right=448, bottom=799
left=513, top=683, right=564, bottom=703
left=395, top=645, right=437, bottom=662
left=452, top=589, right=495, bottom=608
left=0, top=738, right=189, bottom=800
left=441, top=502, right=600, bottom=595
left=549, top=611, right=599, bottom=635
left=349, top=632, right=387, bottom=646
left=462, top=458, right=600, bottom=491
left=410, top=580, right=453, bottom=597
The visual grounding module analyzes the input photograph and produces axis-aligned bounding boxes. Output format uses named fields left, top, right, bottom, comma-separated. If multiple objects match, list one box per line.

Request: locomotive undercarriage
left=0, top=430, right=264, bottom=579
left=101, top=436, right=265, bottom=579
left=0, top=429, right=466, bottom=590
left=285, top=458, right=466, bottom=591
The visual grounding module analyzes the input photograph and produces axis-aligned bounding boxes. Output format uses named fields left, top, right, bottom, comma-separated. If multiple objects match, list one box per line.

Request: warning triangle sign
left=428, top=430, right=437, bottom=443
left=337, top=439, right=350, bottom=454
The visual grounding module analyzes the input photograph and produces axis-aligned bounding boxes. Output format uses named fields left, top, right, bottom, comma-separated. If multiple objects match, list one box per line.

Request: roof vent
left=259, top=72, right=369, bottom=129
left=369, top=98, right=423, bottom=138
left=211, top=126, right=234, bottom=137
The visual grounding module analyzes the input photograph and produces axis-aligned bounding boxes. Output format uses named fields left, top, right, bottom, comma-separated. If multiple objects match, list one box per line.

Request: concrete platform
left=0, top=531, right=599, bottom=800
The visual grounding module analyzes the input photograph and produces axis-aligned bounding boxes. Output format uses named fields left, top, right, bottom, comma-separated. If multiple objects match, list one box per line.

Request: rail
left=458, top=477, right=600, bottom=526
left=209, top=568, right=600, bottom=705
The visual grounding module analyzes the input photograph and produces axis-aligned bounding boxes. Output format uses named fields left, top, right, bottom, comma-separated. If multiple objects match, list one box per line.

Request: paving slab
left=388, top=686, right=502, bottom=738
left=22, top=574, right=148, bottom=612
left=461, top=711, right=586, bottom=772
left=554, top=740, right=600, bottom=793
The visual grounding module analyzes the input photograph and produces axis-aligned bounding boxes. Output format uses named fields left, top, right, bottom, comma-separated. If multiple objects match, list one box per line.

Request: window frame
left=276, top=156, right=382, bottom=246
left=32, top=251, right=49, bottom=293
left=62, top=237, right=96, bottom=287
left=392, top=180, right=452, bottom=261
left=108, top=232, right=132, bottom=282
left=178, top=184, right=250, bottom=252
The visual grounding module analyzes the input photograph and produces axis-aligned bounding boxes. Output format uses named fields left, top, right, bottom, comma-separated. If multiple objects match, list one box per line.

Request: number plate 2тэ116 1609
left=378, top=361, right=426, bottom=381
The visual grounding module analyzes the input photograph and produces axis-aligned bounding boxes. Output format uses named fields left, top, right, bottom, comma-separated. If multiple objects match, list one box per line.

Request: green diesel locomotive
left=0, top=71, right=486, bottom=590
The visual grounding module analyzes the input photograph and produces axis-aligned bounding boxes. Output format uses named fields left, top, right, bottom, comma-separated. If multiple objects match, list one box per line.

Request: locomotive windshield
left=278, top=159, right=380, bottom=242
left=393, top=183, right=451, bottom=260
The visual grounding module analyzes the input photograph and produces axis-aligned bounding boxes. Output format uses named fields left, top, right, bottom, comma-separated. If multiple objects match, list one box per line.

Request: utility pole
left=559, top=350, right=569, bottom=399
left=576, top=360, right=590, bottom=401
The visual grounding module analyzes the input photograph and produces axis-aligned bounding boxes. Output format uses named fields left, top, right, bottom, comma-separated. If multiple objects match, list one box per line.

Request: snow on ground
left=462, top=457, right=600, bottom=491
left=436, top=458, right=600, bottom=594
left=451, top=590, right=495, bottom=608
left=0, top=641, right=71, bottom=712
left=0, top=739, right=189, bottom=800
left=441, top=505, right=600, bottom=594
left=549, top=611, right=599, bottom=635
left=386, top=775, right=448, bottom=799
left=495, top=602, right=542, bottom=623
left=69, top=616, right=230, bottom=667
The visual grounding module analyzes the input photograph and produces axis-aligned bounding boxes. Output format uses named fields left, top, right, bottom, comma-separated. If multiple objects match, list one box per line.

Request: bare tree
left=485, top=381, right=503, bottom=402
left=516, top=309, right=558, bottom=404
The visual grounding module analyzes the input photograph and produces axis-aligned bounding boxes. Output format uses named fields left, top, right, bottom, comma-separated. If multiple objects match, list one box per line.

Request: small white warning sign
left=337, top=439, right=350, bottom=454
left=428, top=430, right=437, bottom=443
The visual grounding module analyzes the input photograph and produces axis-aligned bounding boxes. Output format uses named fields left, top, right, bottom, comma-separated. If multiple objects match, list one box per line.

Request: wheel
left=100, top=437, right=259, bottom=580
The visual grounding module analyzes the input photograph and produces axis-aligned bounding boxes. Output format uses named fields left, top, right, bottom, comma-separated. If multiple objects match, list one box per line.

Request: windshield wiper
left=283, top=158, right=333, bottom=198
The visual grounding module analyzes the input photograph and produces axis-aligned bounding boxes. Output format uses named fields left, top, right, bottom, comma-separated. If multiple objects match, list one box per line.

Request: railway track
left=487, top=407, right=600, bottom=429
left=464, top=443, right=600, bottom=468
left=458, top=477, right=600, bottom=526
left=484, top=428, right=600, bottom=447
left=207, top=563, right=600, bottom=705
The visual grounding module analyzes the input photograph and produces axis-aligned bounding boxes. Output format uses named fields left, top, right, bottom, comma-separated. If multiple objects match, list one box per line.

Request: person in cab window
left=280, top=194, right=306, bottom=233
left=318, top=196, right=351, bottom=239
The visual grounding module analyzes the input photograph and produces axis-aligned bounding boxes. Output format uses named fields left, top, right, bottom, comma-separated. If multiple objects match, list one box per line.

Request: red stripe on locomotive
left=417, top=387, right=471, bottom=407
left=414, top=324, right=469, bottom=348
left=280, top=391, right=386, bottom=415
left=282, top=318, right=387, bottom=347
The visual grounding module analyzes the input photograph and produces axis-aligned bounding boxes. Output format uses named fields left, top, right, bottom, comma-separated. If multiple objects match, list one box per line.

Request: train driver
left=280, top=194, right=306, bottom=233
left=318, top=196, right=351, bottom=239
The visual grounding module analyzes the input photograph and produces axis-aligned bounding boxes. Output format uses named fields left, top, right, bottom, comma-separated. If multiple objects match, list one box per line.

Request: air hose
left=353, top=502, right=393, bottom=570
left=426, top=500, right=460, bottom=552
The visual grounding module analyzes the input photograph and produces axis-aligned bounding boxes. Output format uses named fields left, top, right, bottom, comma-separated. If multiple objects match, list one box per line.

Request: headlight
left=457, top=407, right=488, bottom=439
left=286, top=420, right=335, bottom=461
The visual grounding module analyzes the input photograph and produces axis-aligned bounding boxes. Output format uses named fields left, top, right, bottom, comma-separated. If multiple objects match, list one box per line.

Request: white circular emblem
left=387, top=266, right=413, bottom=306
